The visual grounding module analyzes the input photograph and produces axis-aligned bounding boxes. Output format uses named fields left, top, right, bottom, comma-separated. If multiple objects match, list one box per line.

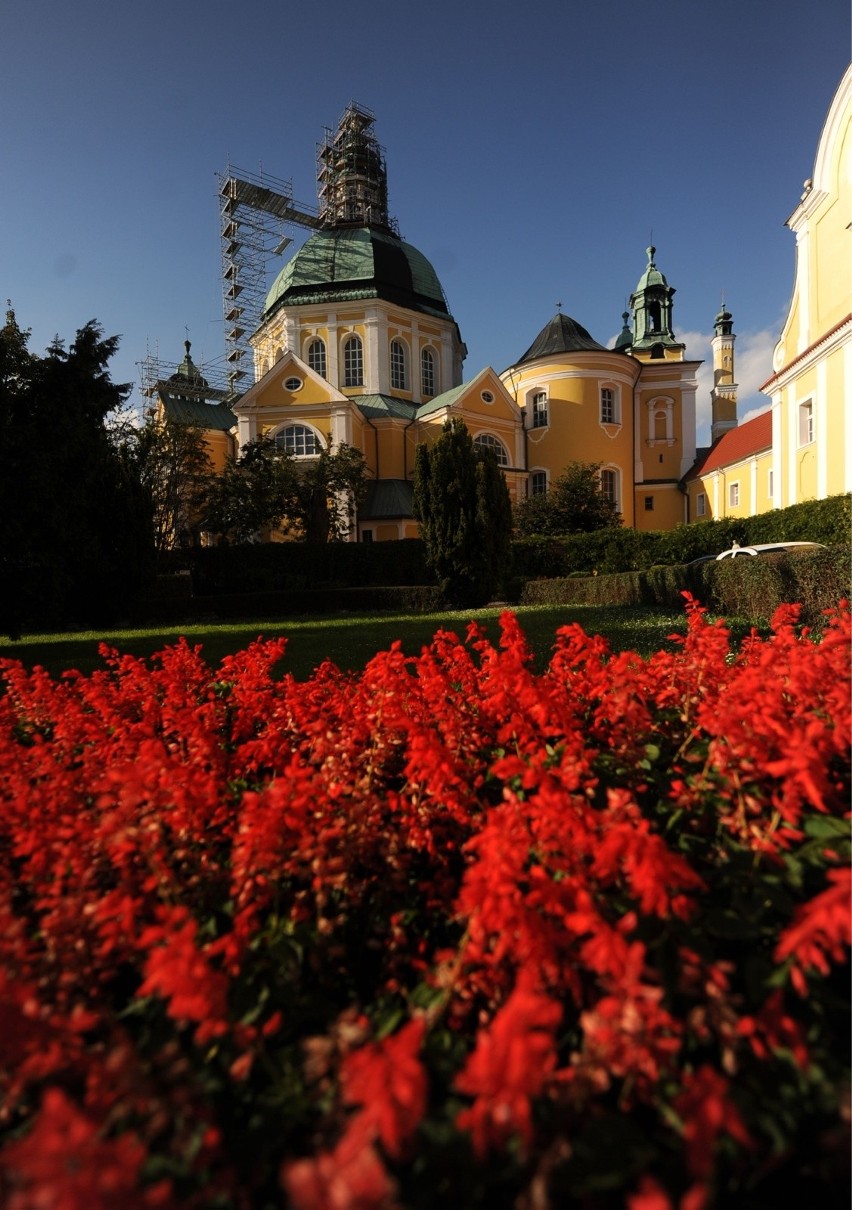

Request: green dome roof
left=263, top=227, right=450, bottom=319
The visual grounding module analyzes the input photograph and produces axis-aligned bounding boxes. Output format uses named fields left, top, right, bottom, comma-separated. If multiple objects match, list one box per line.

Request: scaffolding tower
left=137, top=344, right=235, bottom=413
left=316, top=102, right=399, bottom=234
left=217, top=165, right=320, bottom=395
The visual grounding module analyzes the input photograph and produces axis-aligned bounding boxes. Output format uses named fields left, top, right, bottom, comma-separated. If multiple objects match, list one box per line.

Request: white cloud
left=679, top=326, right=777, bottom=447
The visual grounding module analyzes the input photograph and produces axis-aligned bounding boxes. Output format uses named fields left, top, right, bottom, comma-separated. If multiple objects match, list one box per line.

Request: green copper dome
left=263, top=227, right=450, bottom=319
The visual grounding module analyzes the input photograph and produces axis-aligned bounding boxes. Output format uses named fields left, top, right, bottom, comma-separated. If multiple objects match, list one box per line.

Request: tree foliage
left=123, top=413, right=215, bottom=554
left=205, top=435, right=368, bottom=544
left=413, top=418, right=513, bottom=607
left=0, top=308, right=153, bottom=637
left=514, top=461, right=622, bottom=536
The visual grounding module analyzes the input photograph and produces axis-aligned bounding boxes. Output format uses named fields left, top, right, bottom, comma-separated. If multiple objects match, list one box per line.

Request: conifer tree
left=413, top=418, right=512, bottom=607
left=0, top=310, right=153, bottom=636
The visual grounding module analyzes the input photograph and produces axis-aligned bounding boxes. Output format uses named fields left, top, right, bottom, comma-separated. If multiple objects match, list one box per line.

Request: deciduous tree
left=205, top=436, right=368, bottom=544
left=514, top=460, right=622, bottom=536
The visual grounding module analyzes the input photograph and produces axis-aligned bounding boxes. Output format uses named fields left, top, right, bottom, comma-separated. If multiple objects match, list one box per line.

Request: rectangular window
left=644, top=496, right=654, bottom=511
left=361, top=529, right=373, bottom=543
left=798, top=400, right=814, bottom=446
left=729, top=481, right=740, bottom=508
left=768, top=469, right=774, bottom=499
left=532, top=392, right=548, bottom=428
left=530, top=471, right=547, bottom=496
left=696, top=492, right=706, bottom=517
left=600, top=387, right=615, bottom=424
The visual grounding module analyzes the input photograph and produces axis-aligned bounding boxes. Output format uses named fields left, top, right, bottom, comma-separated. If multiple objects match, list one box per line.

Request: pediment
left=234, top=350, right=346, bottom=413
left=451, top=367, right=521, bottom=421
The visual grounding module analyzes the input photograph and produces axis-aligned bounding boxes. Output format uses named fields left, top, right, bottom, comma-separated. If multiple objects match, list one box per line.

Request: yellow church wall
left=762, top=67, right=851, bottom=509
left=501, top=355, right=639, bottom=523
left=204, top=430, right=234, bottom=474
left=633, top=485, right=683, bottom=531
left=692, top=448, right=774, bottom=521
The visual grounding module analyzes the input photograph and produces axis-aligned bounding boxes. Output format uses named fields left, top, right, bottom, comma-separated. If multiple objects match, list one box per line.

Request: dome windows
left=390, top=338, right=408, bottom=391
left=343, top=335, right=364, bottom=387
left=421, top=348, right=437, bottom=398
left=307, top=338, right=327, bottom=378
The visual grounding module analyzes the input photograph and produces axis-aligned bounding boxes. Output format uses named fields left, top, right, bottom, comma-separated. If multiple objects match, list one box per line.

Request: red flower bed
left=0, top=599, right=849, bottom=1209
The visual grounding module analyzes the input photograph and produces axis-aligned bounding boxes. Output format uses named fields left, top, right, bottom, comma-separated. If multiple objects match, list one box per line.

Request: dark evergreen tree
left=413, top=418, right=512, bottom=608
left=514, top=461, right=623, bottom=536
left=0, top=310, right=153, bottom=637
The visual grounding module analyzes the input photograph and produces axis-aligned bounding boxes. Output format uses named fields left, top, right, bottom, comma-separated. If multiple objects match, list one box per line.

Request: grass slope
left=0, top=604, right=699, bottom=681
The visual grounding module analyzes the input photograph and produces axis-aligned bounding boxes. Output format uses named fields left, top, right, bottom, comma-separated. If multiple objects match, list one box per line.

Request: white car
left=714, top=541, right=827, bottom=560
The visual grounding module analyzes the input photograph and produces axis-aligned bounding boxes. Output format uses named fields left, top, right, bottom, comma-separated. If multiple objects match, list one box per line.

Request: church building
left=153, top=67, right=848, bottom=546
left=191, top=102, right=705, bottom=541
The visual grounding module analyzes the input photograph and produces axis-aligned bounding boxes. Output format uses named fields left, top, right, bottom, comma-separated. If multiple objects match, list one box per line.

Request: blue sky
left=1, top=1, right=849, bottom=443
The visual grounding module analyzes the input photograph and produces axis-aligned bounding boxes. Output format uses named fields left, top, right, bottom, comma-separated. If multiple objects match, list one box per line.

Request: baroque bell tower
left=710, top=304, right=738, bottom=443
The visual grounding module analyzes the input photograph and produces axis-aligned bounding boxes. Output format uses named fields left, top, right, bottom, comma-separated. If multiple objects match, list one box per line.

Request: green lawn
left=0, top=604, right=700, bottom=681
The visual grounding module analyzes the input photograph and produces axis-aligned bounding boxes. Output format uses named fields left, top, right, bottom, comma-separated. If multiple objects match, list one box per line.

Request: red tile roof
left=690, top=410, right=772, bottom=478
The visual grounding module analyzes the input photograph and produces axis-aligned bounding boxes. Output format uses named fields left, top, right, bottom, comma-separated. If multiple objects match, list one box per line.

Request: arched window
left=275, top=424, right=324, bottom=457
left=307, top=338, right=327, bottom=378
left=530, top=469, right=548, bottom=496
left=600, top=467, right=619, bottom=509
left=390, top=339, right=408, bottom=390
left=421, top=347, right=436, bottom=398
left=343, top=335, right=363, bottom=387
left=648, top=397, right=673, bottom=443
left=473, top=432, right=509, bottom=466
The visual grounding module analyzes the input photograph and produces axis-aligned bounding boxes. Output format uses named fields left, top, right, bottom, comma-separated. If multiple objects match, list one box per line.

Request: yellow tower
left=710, top=305, right=738, bottom=443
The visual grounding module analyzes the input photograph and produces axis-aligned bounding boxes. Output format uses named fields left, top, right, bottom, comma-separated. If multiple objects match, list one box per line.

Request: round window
left=481, top=390, right=494, bottom=403
left=284, top=376, right=303, bottom=392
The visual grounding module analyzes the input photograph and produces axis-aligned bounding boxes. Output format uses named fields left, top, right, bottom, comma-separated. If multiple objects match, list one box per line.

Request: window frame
left=529, top=469, right=548, bottom=497
left=274, top=423, right=325, bottom=458
left=420, top=347, right=436, bottom=398
left=343, top=335, right=364, bottom=388
left=600, top=386, right=616, bottom=424
left=307, top=338, right=327, bottom=379
left=798, top=399, right=814, bottom=447
left=531, top=391, right=549, bottom=429
left=473, top=432, right=510, bottom=466
left=728, top=481, right=740, bottom=508
left=599, top=466, right=620, bottom=511
left=696, top=492, right=706, bottom=517
left=390, top=338, right=408, bottom=391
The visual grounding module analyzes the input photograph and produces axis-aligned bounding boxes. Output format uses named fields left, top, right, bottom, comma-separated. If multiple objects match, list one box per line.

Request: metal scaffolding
left=137, top=343, right=234, bottom=412
left=316, top=102, right=398, bottom=234
left=217, top=165, right=319, bottom=395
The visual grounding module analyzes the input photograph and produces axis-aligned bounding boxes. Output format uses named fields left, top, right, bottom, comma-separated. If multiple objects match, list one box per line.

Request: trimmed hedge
left=131, top=583, right=444, bottom=624
left=513, top=493, right=851, bottom=580
left=180, top=539, right=431, bottom=595
left=520, top=546, right=850, bottom=626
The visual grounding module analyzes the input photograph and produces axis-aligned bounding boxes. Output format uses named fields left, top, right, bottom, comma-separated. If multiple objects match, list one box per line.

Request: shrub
left=511, top=494, right=851, bottom=581
left=0, top=601, right=849, bottom=1208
